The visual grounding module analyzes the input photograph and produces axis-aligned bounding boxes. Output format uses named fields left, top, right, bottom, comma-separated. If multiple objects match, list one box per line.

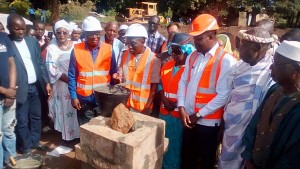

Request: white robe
left=218, top=54, right=274, bottom=169
left=46, top=42, right=80, bottom=141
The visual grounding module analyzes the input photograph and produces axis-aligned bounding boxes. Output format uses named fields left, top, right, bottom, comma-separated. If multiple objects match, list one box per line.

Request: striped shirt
left=146, top=31, right=166, bottom=54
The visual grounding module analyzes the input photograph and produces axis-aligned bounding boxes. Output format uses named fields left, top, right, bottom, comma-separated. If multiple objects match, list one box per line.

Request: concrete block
left=77, top=112, right=167, bottom=169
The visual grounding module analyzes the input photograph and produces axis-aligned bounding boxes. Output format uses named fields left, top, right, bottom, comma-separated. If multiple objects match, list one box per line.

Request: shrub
left=10, top=0, right=30, bottom=15
left=0, top=0, right=9, bottom=13
left=59, top=1, right=95, bottom=21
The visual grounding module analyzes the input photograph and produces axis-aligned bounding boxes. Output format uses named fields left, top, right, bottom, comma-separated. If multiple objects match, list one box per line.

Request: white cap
left=119, top=24, right=128, bottom=31
left=124, top=24, right=148, bottom=38
left=69, top=21, right=81, bottom=32
left=82, top=16, right=102, bottom=31
left=276, top=41, right=300, bottom=62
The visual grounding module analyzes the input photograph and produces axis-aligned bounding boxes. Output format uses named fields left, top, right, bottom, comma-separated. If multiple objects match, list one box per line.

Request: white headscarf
left=54, top=20, right=71, bottom=33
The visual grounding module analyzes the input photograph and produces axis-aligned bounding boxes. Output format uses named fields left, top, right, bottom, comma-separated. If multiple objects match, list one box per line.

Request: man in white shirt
left=7, top=14, right=51, bottom=155
left=177, top=14, right=236, bottom=169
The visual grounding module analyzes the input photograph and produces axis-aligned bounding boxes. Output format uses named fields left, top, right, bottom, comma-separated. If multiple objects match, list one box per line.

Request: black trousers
left=181, top=124, right=220, bottom=169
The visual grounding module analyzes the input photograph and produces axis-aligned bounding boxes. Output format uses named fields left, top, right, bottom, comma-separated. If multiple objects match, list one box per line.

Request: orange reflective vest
left=187, top=47, right=227, bottom=120
left=121, top=48, right=156, bottom=112
left=160, top=41, right=168, bottom=53
left=160, top=60, right=185, bottom=118
left=74, top=42, right=112, bottom=97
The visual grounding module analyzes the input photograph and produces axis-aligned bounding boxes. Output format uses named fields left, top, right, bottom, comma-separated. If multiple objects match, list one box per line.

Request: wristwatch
left=196, top=112, right=203, bottom=118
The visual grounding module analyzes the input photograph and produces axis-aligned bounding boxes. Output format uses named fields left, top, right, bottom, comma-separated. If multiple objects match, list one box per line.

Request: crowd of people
left=0, top=12, right=300, bottom=169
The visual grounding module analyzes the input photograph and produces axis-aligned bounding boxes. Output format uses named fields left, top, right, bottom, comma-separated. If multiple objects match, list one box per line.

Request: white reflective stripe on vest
left=141, top=52, right=154, bottom=85
left=131, top=93, right=148, bottom=103
left=77, top=83, right=108, bottom=90
left=164, top=92, right=177, bottom=99
left=126, top=80, right=150, bottom=90
left=208, top=49, right=224, bottom=89
left=79, top=71, right=109, bottom=77
left=195, top=103, right=206, bottom=109
left=197, top=87, right=215, bottom=94
left=123, top=51, right=131, bottom=78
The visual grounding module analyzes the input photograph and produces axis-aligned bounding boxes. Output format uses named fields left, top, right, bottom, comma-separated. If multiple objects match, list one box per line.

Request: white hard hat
left=82, top=16, right=102, bottom=31
left=124, top=24, right=148, bottom=38
left=119, top=24, right=129, bottom=31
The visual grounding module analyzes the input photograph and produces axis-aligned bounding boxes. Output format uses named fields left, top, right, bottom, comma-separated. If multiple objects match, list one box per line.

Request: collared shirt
left=68, top=41, right=117, bottom=104
left=100, top=35, right=124, bottom=64
left=177, top=43, right=237, bottom=126
left=14, top=39, right=37, bottom=84
left=146, top=31, right=166, bottom=54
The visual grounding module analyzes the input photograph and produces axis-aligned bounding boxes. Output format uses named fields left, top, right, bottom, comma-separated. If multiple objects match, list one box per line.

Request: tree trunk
left=51, top=0, right=59, bottom=24
left=295, top=11, right=300, bottom=28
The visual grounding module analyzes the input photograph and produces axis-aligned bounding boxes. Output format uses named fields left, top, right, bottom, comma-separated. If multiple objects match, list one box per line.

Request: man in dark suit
left=7, top=14, right=51, bottom=154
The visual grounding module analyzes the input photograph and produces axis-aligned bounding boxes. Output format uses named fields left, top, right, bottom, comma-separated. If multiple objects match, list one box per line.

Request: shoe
left=32, top=144, right=49, bottom=151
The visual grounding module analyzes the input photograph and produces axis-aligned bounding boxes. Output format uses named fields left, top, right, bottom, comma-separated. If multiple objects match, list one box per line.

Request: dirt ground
left=13, top=129, right=95, bottom=169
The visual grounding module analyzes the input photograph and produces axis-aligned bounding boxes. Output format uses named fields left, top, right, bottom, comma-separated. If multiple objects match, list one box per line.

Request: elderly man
left=177, top=14, right=236, bottom=169
left=218, top=27, right=275, bottom=169
left=7, top=14, right=51, bottom=154
left=68, top=16, right=117, bottom=125
left=119, top=24, right=161, bottom=115
left=146, top=15, right=166, bottom=54
left=0, top=32, right=17, bottom=166
left=242, top=41, right=300, bottom=169
left=100, top=21, right=124, bottom=64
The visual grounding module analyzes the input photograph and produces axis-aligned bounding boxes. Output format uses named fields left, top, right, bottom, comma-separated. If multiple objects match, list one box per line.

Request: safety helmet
left=119, top=24, right=129, bottom=31
left=124, top=24, right=148, bottom=38
left=82, top=16, right=102, bottom=32
left=189, top=14, right=219, bottom=36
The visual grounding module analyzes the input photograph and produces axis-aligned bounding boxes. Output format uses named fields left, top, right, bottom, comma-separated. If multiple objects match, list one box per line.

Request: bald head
left=7, top=14, right=25, bottom=28
left=105, top=21, right=118, bottom=31
left=255, top=19, right=274, bottom=34
left=104, top=21, right=118, bottom=43
left=280, top=28, right=300, bottom=42
left=7, top=14, right=26, bottom=41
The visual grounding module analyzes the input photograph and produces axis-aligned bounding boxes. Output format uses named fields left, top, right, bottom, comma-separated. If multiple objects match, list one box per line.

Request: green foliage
left=102, top=9, right=117, bottom=17
left=0, top=0, right=9, bottom=13
left=59, top=0, right=95, bottom=21
left=10, top=0, right=31, bottom=15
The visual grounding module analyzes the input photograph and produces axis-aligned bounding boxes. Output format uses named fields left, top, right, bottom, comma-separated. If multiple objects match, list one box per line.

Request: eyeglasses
left=86, top=33, right=101, bottom=38
left=56, top=31, right=68, bottom=36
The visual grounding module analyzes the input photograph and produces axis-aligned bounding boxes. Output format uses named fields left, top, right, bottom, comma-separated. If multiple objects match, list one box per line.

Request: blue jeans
left=0, top=100, right=16, bottom=168
left=16, top=84, right=41, bottom=154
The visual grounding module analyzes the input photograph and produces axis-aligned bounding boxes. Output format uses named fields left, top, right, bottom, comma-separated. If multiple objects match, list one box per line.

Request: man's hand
left=179, top=106, right=192, bottom=128
left=112, top=73, right=120, bottom=84
left=161, top=96, right=174, bottom=111
left=46, top=83, right=52, bottom=100
left=4, top=87, right=17, bottom=99
left=4, top=98, right=14, bottom=108
left=189, top=113, right=200, bottom=126
left=71, top=99, right=81, bottom=110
